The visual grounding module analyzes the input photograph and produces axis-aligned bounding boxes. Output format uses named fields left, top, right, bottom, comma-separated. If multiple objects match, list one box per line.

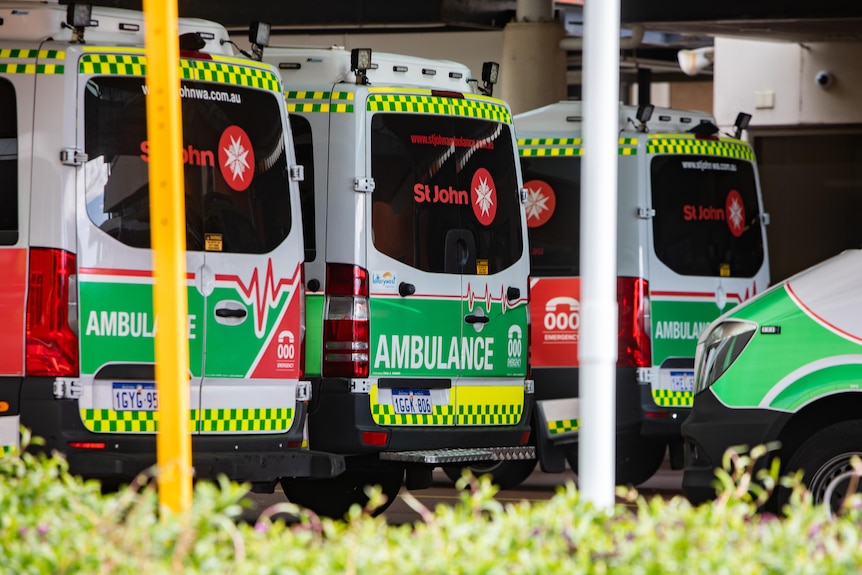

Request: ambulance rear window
left=0, top=78, right=17, bottom=245
left=84, top=76, right=292, bottom=254
left=290, top=114, right=316, bottom=262
left=519, top=156, right=580, bottom=276
left=370, top=114, right=523, bottom=275
left=651, top=156, right=764, bottom=278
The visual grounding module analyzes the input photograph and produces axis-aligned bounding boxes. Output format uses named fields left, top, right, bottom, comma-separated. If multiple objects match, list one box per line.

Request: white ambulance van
left=0, top=1, right=344, bottom=491
left=260, top=46, right=534, bottom=516
left=683, top=248, right=862, bottom=512
left=507, top=101, right=770, bottom=487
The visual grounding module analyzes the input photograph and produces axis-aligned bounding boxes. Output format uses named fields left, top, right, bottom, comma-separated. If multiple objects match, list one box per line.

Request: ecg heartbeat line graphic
left=216, top=260, right=300, bottom=335
left=465, top=282, right=522, bottom=314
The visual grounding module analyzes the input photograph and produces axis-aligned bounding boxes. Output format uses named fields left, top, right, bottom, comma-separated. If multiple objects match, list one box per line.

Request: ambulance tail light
left=26, top=248, right=80, bottom=377
left=323, top=264, right=370, bottom=378
left=617, top=277, right=651, bottom=369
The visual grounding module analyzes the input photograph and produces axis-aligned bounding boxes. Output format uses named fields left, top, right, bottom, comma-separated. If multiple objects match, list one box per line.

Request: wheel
left=566, top=435, right=666, bottom=487
left=443, top=458, right=538, bottom=490
left=281, top=467, right=405, bottom=519
left=780, top=420, right=862, bottom=513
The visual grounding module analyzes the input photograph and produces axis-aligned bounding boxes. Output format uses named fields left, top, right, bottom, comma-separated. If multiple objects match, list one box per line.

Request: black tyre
left=443, top=458, right=538, bottom=490
left=281, top=467, right=405, bottom=519
left=780, top=420, right=862, bottom=513
left=566, top=436, right=666, bottom=487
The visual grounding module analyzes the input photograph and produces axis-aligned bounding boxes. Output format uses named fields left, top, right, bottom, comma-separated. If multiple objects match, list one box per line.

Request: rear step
left=379, top=446, right=535, bottom=465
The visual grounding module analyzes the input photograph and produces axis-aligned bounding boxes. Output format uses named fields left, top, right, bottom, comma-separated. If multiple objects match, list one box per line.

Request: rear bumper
left=15, top=378, right=344, bottom=484
left=681, top=389, right=788, bottom=504
left=306, top=377, right=534, bottom=460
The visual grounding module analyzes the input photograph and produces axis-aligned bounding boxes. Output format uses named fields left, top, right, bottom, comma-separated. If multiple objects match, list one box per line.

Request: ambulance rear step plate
left=379, top=446, right=535, bottom=465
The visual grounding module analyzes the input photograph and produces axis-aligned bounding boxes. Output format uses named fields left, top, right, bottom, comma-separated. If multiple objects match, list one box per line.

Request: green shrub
left=3, top=433, right=862, bottom=574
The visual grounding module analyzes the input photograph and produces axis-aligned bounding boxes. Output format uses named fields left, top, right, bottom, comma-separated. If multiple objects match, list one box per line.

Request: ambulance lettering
left=84, top=311, right=198, bottom=339
left=654, top=321, right=710, bottom=340
left=544, top=296, right=580, bottom=341
left=373, top=335, right=495, bottom=371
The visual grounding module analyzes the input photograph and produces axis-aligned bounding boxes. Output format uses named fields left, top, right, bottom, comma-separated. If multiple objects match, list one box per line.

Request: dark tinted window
left=84, top=76, right=291, bottom=254
left=651, top=156, right=764, bottom=277
left=520, top=156, right=580, bottom=276
left=290, top=114, right=316, bottom=262
left=370, top=114, right=522, bottom=275
left=0, top=79, right=17, bottom=245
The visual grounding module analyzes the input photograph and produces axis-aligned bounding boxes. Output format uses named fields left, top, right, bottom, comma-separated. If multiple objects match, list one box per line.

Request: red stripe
left=79, top=267, right=196, bottom=280
left=650, top=290, right=743, bottom=302
left=786, top=282, right=862, bottom=344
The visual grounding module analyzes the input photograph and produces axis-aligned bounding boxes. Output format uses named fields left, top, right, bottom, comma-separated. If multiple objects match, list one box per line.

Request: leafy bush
left=3, top=433, right=862, bottom=574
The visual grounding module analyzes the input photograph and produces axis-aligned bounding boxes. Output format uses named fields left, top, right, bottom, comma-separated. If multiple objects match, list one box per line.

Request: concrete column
left=500, top=20, right=567, bottom=114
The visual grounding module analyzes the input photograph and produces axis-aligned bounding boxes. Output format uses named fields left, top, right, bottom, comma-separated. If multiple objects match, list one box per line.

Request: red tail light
left=323, top=264, right=369, bottom=378
left=617, top=277, right=650, bottom=368
left=26, top=248, right=79, bottom=377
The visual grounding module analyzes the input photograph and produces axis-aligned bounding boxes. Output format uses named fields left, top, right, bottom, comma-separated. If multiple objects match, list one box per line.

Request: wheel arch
left=776, top=392, right=862, bottom=470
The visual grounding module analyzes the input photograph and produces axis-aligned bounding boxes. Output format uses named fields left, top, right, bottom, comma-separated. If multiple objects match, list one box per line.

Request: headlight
left=693, top=320, right=757, bottom=394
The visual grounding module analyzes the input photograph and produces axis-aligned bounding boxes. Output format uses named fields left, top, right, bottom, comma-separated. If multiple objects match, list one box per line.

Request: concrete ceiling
left=83, top=0, right=862, bottom=43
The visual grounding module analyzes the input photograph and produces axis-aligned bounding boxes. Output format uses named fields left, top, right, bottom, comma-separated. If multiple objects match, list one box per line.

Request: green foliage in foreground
left=3, top=438, right=862, bottom=574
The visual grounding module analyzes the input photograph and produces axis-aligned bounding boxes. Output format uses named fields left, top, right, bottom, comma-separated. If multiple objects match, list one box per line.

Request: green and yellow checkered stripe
left=199, top=408, right=293, bottom=432
left=548, top=418, right=579, bottom=435
left=457, top=403, right=523, bottom=425
left=647, top=134, right=754, bottom=160
left=1, top=444, right=18, bottom=457
left=77, top=53, right=280, bottom=92
left=0, top=49, right=64, bottom=74
left=371, top=403, right=456, bottom=426
left=286, top=91, right=354, bottom=113
left=518, top=137, right=639, bottom=157
left=368, top=93, right=511, bottom=123
left=80, top=407, right=294, bottom=433
left=651, top=389, right=693, bottom=407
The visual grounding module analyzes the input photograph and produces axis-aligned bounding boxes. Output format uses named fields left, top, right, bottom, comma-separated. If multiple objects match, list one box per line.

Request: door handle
left=465, top=314, right=490, bottom=324
left=215, top=308, right=247, bottom=318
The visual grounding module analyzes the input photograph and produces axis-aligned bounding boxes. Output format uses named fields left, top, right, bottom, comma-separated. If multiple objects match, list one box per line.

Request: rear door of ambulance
left=366, top=89, right=528, bottom=429
left=645, top=135, right=769, bottom=410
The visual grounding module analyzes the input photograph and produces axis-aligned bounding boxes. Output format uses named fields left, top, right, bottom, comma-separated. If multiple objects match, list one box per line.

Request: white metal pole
left=578, top=0, right=621, bottom=509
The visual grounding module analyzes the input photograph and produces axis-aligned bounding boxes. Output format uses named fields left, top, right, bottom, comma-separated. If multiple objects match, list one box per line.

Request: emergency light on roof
left=351, top=48, right=372, bottom=85
left=479, top=61, right=499, bottom=96
left=734, top=112, right=752, bottom=138
left=248, top=21, right=270, bottom=61
left=64, top=3, right=91, bottom=44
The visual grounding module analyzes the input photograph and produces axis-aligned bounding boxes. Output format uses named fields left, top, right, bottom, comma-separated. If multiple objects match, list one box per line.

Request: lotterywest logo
left=683, top=189, right=746, bottom=238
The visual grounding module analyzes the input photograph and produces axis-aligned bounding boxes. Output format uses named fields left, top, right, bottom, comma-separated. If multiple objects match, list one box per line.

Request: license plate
left=391, top=389, right=433, bottom=415
left=669, top=370, right=694, bottom=393
left=112, top=382, right=159, bottom=412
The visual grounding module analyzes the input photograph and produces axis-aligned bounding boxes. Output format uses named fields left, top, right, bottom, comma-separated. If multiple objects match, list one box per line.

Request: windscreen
left=370, top=114, right=523, bottom=275
left=84, top=76, right=291, bottom=254
left=519, top=156, right=581, bottom=277
left=651, top=156, right=764, bottom=278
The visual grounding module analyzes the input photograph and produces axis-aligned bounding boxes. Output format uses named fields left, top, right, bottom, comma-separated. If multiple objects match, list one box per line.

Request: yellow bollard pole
left=142, top=0, right=193, bottom=514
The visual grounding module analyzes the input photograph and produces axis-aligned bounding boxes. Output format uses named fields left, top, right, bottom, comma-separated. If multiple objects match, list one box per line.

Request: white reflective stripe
left=759, top=354, right=862, bottom=408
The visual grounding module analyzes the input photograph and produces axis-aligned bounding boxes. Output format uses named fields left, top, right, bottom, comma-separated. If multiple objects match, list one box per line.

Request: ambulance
left=503, top=101, right=770, bottom=488
left=683, top=248, right=862, bottom=512
left=0, top=1, right=344, bottom=492
left=260, top=45, right=534, bottom=516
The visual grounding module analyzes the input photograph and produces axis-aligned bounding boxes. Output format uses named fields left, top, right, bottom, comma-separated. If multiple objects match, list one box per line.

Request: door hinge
left=637, top=207, right=656, bottom=219
left=289, top=164, right=305, bottom=182
left=60, top=148, right=88, bottom=167
left=354, top=177, right=375, bottom=193
left=761, top=212, right=771, bottom=225
left=53, top=378, right=83, bottom=399
left=520, top=187, right=528, bottom=203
